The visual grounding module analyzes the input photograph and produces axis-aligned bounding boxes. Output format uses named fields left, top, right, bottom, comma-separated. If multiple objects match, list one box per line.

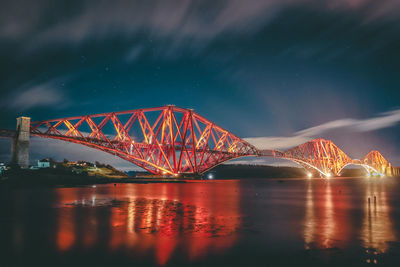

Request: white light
left=208, top=173, right=214, bottom=179
left=307, top=173, right=312, bottom=179
left=326, top=173, right=331, bottom=179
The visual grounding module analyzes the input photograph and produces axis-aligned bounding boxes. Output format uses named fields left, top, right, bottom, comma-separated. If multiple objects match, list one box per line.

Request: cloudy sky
left=0, top=0, right=399, bottom=170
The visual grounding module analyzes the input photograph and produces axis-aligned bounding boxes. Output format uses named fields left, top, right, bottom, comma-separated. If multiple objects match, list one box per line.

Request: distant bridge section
left=260, top=139, right=393, bottom=177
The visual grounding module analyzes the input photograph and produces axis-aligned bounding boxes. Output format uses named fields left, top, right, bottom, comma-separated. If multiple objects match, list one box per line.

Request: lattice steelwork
left=30, top=106, right=259, bottom=175
left=362, top=150, right=390, bottom=174
left=282, top=138, right=352, bottom=176
left=24, top=106, right=395, bottom=178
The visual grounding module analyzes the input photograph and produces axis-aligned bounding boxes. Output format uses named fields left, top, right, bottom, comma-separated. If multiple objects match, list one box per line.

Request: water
left=1, top=177, right=400, bottom=266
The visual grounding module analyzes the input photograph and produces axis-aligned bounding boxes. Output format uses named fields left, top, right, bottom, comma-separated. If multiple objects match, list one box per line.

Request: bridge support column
left=11, top=117, right=30, bottom=169
left=386, top=163, right=392, bottom=176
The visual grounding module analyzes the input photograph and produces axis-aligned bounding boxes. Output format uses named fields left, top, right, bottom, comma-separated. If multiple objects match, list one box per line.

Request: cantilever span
left=5, top=105, right=392, bottom=177
left=260, top=139, right=352, bottom=177
left=30, top=106, right=259, bottom=175
left=260, top=139, right=392, bottom=177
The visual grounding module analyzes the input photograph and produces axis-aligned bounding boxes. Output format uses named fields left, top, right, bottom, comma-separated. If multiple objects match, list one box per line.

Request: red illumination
left=30, top=106, right=392, bottom=177
left=30, top=106, right=259, bottom=175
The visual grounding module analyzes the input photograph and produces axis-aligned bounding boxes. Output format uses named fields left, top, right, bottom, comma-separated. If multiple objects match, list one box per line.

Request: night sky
left=1, top=0, right=399, bottom=169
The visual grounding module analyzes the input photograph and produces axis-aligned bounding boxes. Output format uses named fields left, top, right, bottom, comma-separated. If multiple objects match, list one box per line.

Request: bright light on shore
left=307, top=173, right=312, bottom=179
left=326, top=173, right=331, bottom=179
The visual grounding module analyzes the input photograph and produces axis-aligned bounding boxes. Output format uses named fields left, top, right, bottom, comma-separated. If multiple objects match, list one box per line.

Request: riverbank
left=1, top=163, right=390, bottom=188
left=0, top=168, right=187, bottom=188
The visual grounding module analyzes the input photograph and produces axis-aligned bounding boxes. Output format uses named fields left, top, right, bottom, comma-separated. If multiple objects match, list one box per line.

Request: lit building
left=37, top=159, right=51, bottom=168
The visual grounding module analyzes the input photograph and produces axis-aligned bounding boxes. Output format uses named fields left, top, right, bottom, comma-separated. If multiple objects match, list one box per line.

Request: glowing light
left=326, top=173, right=331, bottom=179
left=207, top=173, right=214, bottom=179
left=307, top=173, right=312, bottom=179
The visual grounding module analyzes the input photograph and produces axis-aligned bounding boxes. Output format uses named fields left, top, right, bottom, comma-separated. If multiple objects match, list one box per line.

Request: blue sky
left=0, top=0, right=399, bottom=170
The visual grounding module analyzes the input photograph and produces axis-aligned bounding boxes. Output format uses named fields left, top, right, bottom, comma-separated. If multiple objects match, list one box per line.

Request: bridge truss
left=281, top=139, right=353, bottom=177
left=30, top=106, right=259, bottom=175
left=26, top=106, right=393, bottom=177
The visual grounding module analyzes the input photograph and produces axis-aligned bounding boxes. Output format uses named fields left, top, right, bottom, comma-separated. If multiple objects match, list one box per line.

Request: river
left=1, top=177, right=400, bottom=266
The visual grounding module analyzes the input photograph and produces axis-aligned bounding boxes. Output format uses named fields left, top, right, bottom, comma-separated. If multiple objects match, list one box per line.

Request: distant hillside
left=204, top=164, right=368, bottom=179
left=205, top=164, right=306, bottom=179
left=339, top=168, right=366, bottom=177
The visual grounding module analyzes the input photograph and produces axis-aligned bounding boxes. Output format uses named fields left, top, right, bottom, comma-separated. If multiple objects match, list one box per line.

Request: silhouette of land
left=0, top=158, right=373, bottom=188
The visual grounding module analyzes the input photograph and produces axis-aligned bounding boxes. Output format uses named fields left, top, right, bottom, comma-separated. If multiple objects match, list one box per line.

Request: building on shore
left=0, top=163, right=6, bottom=174
left=30, top=159, right=52, bottom=170
left=38, top=159, right=51, bottom=168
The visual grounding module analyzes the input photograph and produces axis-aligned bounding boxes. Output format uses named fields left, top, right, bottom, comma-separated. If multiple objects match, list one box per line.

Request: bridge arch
left=337, top=162, right=379, bottom=177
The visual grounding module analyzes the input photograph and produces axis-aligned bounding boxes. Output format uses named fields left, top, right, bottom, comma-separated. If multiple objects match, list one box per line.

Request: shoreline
left=1, top=172, right=393, bottom=189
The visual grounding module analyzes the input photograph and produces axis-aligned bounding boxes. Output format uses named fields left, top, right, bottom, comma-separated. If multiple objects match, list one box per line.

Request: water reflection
left=303, top=182, right=315, bottom=249
left=56, top=188, right=77, bottom=251
left=303, top=181, right=341, bottom=249
left=55, top=182, right=241, bottom=265
left=303, top=178, right=397, bottom=259
left=303, top=180, right=352, bottom=250
left=362, top=180, right=396, bottom=263
left=322, top=182, right=335, bottom=248
left=3, top=178, right=400, bottom=266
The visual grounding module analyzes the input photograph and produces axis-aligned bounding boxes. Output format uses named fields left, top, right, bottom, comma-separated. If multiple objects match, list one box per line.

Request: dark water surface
left=1, top=177, right=400, bottom=266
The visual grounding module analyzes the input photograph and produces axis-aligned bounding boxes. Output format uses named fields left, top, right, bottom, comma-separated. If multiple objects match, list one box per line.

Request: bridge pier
left=386, top=163, right=392, bottom=176
left=11, top=117, right=30, bottom=169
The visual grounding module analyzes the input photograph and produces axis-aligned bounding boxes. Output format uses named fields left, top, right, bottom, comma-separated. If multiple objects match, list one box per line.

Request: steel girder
left=282, top=139, right=353, bottom=176
left=30, top=106, right=259, bottom=175
left=362, top=150, right=390, bottom=174
left=28, top=106, right=393, bottom=177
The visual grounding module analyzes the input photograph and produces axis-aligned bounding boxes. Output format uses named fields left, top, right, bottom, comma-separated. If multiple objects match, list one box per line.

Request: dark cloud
left=2, top=0, right=400, bottom=55
left=2, top=77, right=70, bottom=110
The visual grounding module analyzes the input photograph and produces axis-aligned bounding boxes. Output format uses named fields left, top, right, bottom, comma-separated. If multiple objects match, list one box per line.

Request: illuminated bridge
left=0, top=106, right=396, bottom=177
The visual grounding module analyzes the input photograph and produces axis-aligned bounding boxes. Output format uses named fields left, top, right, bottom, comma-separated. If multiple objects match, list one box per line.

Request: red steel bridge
left=1, top=106, right=395, bottom=177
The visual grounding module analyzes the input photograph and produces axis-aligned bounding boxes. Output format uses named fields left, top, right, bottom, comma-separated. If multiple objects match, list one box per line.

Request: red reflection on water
left=362, top=180, right=396, bottom=254
left=156, top=237, right=177, bottom=266
left=82, top=207, right=97, bottom=248
left=54, top=181, right=241, bottom=265
left=303, top=180, right=351, bottom=249
left=56, top=188, right=77, bottom=251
